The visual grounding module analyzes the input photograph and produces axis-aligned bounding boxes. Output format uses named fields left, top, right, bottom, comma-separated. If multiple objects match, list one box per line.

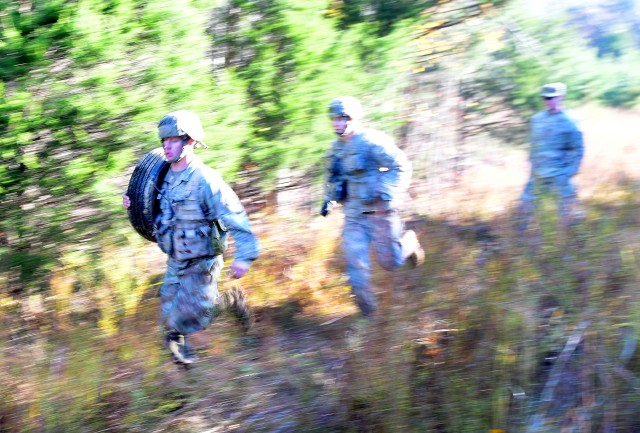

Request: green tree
left=0, top=0, right=424, bottom=291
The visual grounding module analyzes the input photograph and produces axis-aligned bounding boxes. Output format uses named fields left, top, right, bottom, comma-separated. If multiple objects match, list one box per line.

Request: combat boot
left=165, top=330, right=198, bottom=365
left=409, top=242, right=425, bottom=268
left=221, top=286, right=255, bottom=332
left=404, top=230, right=425, bottom=268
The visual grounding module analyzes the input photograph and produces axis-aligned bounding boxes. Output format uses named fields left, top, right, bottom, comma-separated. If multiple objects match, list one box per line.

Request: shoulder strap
left=191, top=164, right=227, bottom=233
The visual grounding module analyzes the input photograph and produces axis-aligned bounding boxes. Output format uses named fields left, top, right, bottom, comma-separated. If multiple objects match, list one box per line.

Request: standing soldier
left=321, top=96, right=424, bottom=317
left=517, top=82, right=584, bottom=230
left=123, top=110, right=259, bottom=365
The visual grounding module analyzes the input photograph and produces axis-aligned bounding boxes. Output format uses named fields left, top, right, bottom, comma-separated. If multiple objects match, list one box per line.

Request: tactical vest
left=154, top=165, right=227, bottom=262
left=327, top=132, right=381, bottom=217
left=530, top=110, right=583, bottom=179
left=326, top=129, right=411, bottom=218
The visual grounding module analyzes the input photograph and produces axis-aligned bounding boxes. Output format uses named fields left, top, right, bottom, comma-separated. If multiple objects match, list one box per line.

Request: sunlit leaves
left=64, top=156, right=95, bottom=188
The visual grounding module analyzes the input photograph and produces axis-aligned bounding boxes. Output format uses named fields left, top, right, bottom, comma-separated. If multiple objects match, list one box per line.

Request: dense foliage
left=0, top=0, right=423, bottom=291
left=412, top=0, right=640, bottom=141
left=0, top=0, right=638, bottom=291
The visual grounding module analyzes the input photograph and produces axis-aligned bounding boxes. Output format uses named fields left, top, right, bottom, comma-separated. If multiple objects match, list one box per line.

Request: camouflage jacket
left=324, top=128, right=412, bottom=217
left=155, top=157, right=259, bottom=265
left=529, top=110, right=584, bottom=179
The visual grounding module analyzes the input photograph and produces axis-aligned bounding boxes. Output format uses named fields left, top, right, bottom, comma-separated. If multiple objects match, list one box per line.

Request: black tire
left=126, top=148, right=170, bottom=242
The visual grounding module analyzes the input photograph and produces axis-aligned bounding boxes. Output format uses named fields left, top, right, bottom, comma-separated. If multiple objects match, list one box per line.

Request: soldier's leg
left=159, top=268, right=181, bottom=332
left=219, top=284, right=255, bottom=332
left=372, top=209, right=423, bottom=270
left=556, top=176, right=579, bottom=225
left=170, top=258, right=222, bottom=335
left=160, top=257, right=223, bottom=364
left=515, top=178, right=536, bottom=231
left=159, top=270, right=195, bottom=364
left=343, top=217, right=376, bottom=316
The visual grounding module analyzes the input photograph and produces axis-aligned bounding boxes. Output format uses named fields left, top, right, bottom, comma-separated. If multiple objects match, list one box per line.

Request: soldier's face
left=331, top=116, right=351, bottom=137
left=543, top=96, right=562, bottom=113
left=162, top=136, right=185, bottom=162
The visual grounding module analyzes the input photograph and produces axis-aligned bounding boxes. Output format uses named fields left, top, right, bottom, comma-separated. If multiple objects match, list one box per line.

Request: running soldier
left=321, top=96, right=424, bottom=317
left=123, top=110, right=259, bottom=365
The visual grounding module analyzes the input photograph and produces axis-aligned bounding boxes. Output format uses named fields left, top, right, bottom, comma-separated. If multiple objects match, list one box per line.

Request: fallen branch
left=525, top=321, right=591, bottom=433
left=541, top=321, right=590, bottom=402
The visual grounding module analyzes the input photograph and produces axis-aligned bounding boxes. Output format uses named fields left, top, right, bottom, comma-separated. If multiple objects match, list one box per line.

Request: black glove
left=320, top=200, right=330, bottom=217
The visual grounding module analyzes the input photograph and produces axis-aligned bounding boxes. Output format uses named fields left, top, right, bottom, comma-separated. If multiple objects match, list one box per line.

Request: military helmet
left=328, top=96, right=364, bottom=120
left=540, top=82, right=566, bottom=98
left=158, top=110, right=208, bottom=149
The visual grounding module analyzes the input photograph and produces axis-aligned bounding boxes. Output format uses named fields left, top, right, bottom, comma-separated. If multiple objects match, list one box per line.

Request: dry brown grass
left=1, top=105, right=639, bottom=432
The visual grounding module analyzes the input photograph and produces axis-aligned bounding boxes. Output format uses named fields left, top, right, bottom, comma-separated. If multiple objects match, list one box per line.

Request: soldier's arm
left=324, top=145, right=346, bottom=203
left=564, top=119, right=584, bottom=177
left=527, top=116, right=537, bottom=167
left=321, top=145, right=346, bottom=216
left=201, top=171, right=260, bottom=263
left=370, top=133, right=412, bottom=199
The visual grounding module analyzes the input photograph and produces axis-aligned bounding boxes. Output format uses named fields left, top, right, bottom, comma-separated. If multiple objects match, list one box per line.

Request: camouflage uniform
left=155, top=156, right=259, bottom=336
left=519, top=84, right=584, bottom=224
left=325, top=126, right=419, bottom=316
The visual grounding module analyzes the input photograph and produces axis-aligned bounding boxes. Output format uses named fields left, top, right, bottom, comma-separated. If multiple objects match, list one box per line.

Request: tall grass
left=0, top=106, right=639, bottom=432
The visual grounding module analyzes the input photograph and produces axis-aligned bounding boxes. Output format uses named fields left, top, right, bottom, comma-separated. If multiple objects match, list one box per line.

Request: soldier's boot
left=221, top=286, right=255, bottom=332
left=356, top=298, right=377, bottom=318
left=404, top=230, right=425, bottom=268
left=409, top=243, right=425, bottom=268
left=353, top=287, right=377, bottom=318
left=165, top=330, right=198, bottom=365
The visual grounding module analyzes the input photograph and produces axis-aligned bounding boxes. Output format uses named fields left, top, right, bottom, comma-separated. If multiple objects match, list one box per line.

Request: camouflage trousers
left=517, top=175, right=578, bottom=230
left=160, top=255, right=224, bottom=336
left=342, top=208, right=418, bottom=316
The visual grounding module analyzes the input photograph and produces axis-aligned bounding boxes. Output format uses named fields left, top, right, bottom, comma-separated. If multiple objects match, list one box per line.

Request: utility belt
left=167, top=256, right=220, bottom=276
left=361, top=208, right=395, bottom=215
left=155, top=219, right=227, bottom=261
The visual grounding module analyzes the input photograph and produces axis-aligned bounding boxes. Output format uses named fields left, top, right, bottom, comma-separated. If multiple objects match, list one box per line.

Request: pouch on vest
left=211, top=219, right=228, bottom=257
left=154, top=219, right=173, bottom=256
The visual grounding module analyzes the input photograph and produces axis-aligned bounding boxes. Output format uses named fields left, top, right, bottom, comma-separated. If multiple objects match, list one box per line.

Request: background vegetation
left=1, top=0, right=639, bottom=431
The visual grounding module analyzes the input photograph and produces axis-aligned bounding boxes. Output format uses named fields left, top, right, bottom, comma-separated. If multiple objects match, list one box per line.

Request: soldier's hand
left=320, top=200, right=330, bottom=217
left=122, top=193, right=131, bottom=209
left=229, top=260, right=251, bottom=279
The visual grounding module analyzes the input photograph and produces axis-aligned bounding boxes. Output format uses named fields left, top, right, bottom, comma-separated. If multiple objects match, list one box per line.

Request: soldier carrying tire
left=123, top=110, right=259, bottom=365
